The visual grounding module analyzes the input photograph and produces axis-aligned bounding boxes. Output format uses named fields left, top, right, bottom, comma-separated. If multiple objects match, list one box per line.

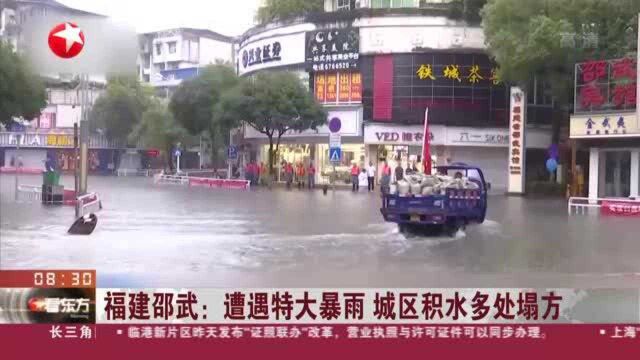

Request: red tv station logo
left=48, top=22, right=85, bottom=59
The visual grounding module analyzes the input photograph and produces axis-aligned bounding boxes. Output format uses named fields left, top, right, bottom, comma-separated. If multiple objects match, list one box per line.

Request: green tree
left=218, top=71, right=327, bottom=175
left=90, top=76, right=152, bottom=144
left=129, top=100, right=187, bottom=169
left=481, top=0, right=639, bottom=106
left=256, top=0, right=324, bottom=24
left=169, top=65, right=238, bottom=165
left=0, top=42, right=46, bottom=126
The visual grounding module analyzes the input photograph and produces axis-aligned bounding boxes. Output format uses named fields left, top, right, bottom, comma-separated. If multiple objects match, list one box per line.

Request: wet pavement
left=1, top=174, right=640, bottom=288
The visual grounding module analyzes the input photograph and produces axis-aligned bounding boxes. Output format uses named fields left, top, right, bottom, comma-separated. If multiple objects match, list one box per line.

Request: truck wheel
left=398, top=224, right=407, bottom=233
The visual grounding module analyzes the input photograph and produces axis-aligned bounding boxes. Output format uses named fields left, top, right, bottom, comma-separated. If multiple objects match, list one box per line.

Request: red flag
left=422, top=107, right=432, bottom=174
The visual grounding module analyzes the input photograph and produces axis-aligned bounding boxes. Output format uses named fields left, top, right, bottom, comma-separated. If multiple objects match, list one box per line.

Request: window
left=336, top=0, right=351, bottom=11
left=155, top=43, right=162, bottom=55
left=168, top=41, right=177, bottom=54
left=166, top=62, right=179, bottom=70
left=372, top=0, right=415, bottom=8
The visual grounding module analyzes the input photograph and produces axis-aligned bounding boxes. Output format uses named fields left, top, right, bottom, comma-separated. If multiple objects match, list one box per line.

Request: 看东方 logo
left=48, top=22, right=85, bottom=59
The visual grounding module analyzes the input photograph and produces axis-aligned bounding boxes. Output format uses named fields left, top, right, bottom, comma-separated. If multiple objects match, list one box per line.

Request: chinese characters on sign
left=104, top=291, right=203, bottom=321
left=415, top=63, right=499, bottom=85
left=221, top=290, right=561, bottom=322
left=241, top=41, right=282, bottom=70
left=576, top=57, right=637, bottom=113
left=47, top=134, right=73, bottom=147
left=99, top=289, right=563, bottom=323
left=601, top=200, right=640, bottom=217
left=118, top=325, right=547, bottom=340
left=306, top=29, right=359, bottom=72
left=314, top=72, right=362, bottom=104
left=49, top=325, right=94, bottom=340
left=508, top=87, right=526, bottom=194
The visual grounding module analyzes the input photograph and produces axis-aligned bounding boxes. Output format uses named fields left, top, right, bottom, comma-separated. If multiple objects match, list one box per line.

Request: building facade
left=137, top=28, right=234, bottom=98
left=235, top=0, right=553, bottom=189
left=0, top=0, right=130, bottom=172
left=569, top=57, right=639, bottom=199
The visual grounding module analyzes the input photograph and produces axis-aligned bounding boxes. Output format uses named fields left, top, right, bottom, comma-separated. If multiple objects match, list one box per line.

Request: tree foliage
left=89, top=76, right=152, bottom=144
left=256, top=0, right=324, bottom=24
left=169, top=65, right=238, bottom=165
left=129, top=100, right=187, bottom=168
left=0, top=42, right=46, bottom=126
left=169, top=65, right=238, bottom=135
left=481, top=0, right=639, bottom=105
left=218, top=71, right=327, bottom=174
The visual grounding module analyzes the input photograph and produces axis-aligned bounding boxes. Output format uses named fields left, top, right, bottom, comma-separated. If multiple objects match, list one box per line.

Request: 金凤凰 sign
left=306, top=29, right=359, bottom=72
left=569, top=113, right=639, bottom=138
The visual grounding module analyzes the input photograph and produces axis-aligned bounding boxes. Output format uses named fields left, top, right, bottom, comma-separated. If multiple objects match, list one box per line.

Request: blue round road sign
left=328, top=117, right=341, bottom=133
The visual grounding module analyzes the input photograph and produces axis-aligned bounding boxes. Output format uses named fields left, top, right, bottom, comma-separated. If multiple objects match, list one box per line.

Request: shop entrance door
left=603, top=151, right=631, bottom=198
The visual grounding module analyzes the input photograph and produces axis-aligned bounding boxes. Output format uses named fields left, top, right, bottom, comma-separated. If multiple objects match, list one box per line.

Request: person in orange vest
left=296, top=162, right=306, bottom=189
left=307, top=161, right=316, bottom=189
left=259, top=162, right=266, bottom=185
left=350, top=162, right=360, bottom=192
left=284, top=161, right=294, bottom=189
left=380, top=160, right=391, bottom=194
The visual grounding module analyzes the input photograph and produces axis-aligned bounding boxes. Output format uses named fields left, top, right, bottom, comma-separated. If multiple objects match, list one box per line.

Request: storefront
left=0, top=132, right=122, bottom=173
left=364, top=123, right=551, bottom=190
left=571, top=113, right=640, bottom=199
left=244, top=107, right=364, bottom=184
left=569, top=57, right=639, bottom=199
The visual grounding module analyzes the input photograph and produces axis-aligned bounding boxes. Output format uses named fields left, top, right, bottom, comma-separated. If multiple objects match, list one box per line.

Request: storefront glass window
left=260, top=144, right=311, bottom=181
left=317, top=144, right=365, bottom=185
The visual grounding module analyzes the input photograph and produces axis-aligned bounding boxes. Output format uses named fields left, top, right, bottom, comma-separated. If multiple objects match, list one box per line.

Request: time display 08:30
left=33, top=271, right=95, bottom=288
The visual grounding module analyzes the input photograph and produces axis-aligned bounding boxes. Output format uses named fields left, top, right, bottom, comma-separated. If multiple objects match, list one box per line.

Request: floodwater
left=1, top=174, right=640, bottom=288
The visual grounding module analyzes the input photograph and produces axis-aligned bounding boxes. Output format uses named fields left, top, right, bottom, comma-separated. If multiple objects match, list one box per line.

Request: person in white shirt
left=366, top=161, right=376, bottom=192
left=358, top=168, right=369, bottom=191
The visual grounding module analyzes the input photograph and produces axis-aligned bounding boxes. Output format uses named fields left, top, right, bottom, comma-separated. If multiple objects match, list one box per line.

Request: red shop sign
left=601, top=200, right=640, bottom=216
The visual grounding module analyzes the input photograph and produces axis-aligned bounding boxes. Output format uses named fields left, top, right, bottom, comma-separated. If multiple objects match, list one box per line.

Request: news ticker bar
left=2, top=286, right=639, bottom=324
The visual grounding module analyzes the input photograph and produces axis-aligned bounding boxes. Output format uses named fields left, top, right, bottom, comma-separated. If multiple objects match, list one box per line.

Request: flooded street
left=1, top=174, right=640, bottom=288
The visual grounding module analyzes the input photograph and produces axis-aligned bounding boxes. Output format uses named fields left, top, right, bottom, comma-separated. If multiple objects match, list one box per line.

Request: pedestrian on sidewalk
left=358, top=168, right=369, bottom=192
left=284, top=161, right=294, bottom=189
left=350, top=162, right=360, bottom=192
left=259, top=162, right=266, bottom=185
left=245, top=161, right=255, bottom=186
left=307, top=161, right=316, bottom=189
left=296, top=162, right=306, bottom=189
left=394, top=162, right=404, bottom=183
left=380, top=160, right=391, bottom=194
left=366, top=161, right=376, bottom=192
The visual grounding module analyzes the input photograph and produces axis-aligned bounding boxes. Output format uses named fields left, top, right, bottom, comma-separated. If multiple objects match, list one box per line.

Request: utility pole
left=78, top=73, right=90, bottom=195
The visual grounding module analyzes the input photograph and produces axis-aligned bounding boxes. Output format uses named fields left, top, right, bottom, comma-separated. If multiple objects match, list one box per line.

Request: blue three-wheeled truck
left=380, top=164, right=488, bottom=235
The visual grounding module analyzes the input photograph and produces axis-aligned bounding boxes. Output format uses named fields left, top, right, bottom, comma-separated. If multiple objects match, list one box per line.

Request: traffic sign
left=329, top=133, right=341, bottom=147
left=329, top=147, right=342, bottom=163
left=227, top=145, right=238, bottom=160
left=328, top=117, right=342, bottom=133
left=174, top=149, right=181, bottom=157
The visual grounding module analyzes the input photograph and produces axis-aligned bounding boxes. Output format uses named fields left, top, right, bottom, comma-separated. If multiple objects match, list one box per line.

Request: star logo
left=48, top=22, right=85, bottom=59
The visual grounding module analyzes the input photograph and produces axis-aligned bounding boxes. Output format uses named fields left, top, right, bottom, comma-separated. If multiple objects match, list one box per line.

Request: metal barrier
left=117, top=169, right=163, bottom=177
left=154, top=174, right=190, bottom=185
left=16, top=185, right=42, bottom=202
left=154, top=173, right=250, bottom=190
left=568, top=197, right=640, bottom=215
left=76, top=192, right=102, bottom=218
